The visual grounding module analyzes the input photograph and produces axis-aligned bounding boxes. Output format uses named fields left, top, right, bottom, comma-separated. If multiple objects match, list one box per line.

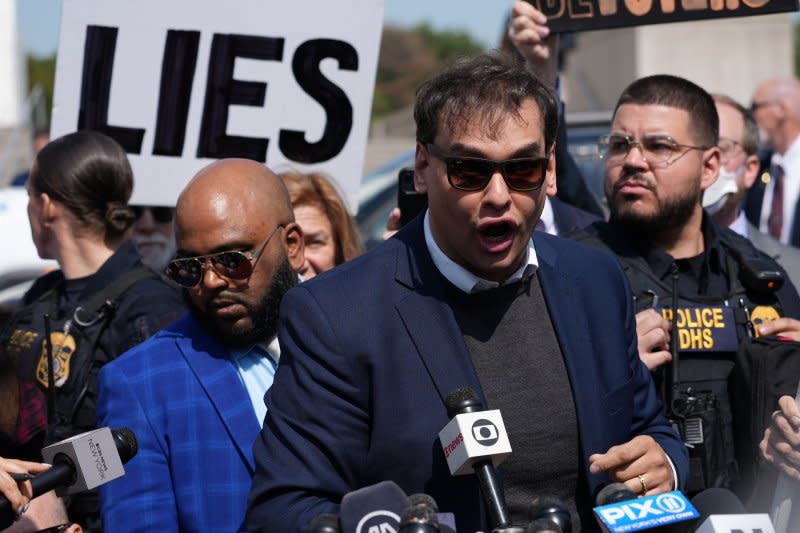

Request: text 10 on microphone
left=695, top=514, right=776, bottom=533
left=438, top=408, right=511, bottom=476
left=41, top=427, right=126, bottom=496
left=594, top=491, right=699, bottom=532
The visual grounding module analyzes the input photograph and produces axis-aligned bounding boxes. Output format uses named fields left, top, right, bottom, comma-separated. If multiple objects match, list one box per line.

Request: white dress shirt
left=423, top=210, right=538, bottom=293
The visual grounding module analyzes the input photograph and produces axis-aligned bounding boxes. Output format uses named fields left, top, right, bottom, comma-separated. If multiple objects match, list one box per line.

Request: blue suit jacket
left=245, top=219, right=688, bottom=532
left=97, top=314, right=261, bottom=533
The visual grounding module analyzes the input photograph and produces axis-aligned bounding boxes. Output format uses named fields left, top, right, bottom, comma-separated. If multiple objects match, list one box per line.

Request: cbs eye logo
left=471, top=419, right=499, bottom=446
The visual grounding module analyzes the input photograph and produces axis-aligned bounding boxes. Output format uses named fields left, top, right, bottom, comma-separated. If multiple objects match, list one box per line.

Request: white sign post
left=51, top=0, right=384, bottom=211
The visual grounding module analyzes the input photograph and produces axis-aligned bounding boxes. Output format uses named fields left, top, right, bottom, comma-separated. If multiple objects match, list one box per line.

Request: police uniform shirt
left=636, top=213, right=729, bottom=299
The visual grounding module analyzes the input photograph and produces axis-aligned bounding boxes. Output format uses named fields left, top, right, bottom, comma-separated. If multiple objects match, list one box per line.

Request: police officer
left=0, top=131, right=184, bottom=529
left=572, top=75, right=800, bottom=501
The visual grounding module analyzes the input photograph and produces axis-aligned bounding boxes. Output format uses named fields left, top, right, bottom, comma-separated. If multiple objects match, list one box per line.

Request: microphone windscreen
left=528, top=496, right=571, bottom=533
left=690, top=488, right=746, bottom=516
left=399, top=504, right=439, bottom=532
left=112, top=427, right=138, bottom=463
left=408, top=493, right=439, bottom=512
left=596, top=483, right=637, bottom=506
left=308, top=513, right=340, bottom=533
left=679, top=487, right=749, bottom=533
left=445, top=387, right=482, bottom=417
left=526, top=518, right=563, bottom=533
left=339, top=481, right=410, bottom=533
left=404, top=494, right=455, bottom=532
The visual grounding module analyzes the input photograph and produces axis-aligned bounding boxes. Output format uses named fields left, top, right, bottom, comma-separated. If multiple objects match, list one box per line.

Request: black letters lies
left=77, top=26, right=358, bottom=163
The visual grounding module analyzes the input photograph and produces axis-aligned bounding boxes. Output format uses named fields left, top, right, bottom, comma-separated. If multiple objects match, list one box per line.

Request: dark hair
left=280, top=171, right=363, bottom=265
left=614, top=74, right=719, bottom=147
left=414, top=53, right=559, bottom=153
left=711, top=93, right=760, bottom=157
left=29, top=130, right=135, bottom=238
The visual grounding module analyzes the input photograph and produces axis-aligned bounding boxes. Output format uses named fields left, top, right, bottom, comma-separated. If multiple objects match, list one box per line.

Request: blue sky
left=16, top=0, right=511, bottom=57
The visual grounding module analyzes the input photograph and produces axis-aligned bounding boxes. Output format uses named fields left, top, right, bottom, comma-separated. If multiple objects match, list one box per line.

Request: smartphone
left=397, top=167, right=428, bottom=227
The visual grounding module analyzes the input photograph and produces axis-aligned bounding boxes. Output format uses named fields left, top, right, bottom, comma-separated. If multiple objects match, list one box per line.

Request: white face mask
left=702, top=165, right=741, bottom=215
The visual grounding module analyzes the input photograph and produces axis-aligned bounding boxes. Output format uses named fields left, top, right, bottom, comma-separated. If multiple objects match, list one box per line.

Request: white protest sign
left=51, top=0, right=384, bottom=211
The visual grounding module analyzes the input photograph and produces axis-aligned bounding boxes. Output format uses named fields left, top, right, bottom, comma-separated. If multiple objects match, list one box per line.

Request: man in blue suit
left=245, top=54, right=687, bottom=533
left=97, top=159, right=305, bottom=532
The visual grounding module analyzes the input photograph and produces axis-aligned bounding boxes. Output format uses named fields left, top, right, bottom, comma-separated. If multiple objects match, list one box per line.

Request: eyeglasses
left=425, top=143, right=549, bottom=192
left=718, top=137, right=742, bottom=163
left=164, top=224, right=284, bottom=288
left=750, top=100, right=776, bottom=113
left=598, top=133, right=711, bottom=169
left=132, top=205, right=174, bottom=224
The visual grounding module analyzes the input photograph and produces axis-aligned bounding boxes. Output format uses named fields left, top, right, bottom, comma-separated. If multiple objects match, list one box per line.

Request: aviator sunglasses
left=165, top=224, right=284, bottom=288
left=425, top=143, right=549, bottom=192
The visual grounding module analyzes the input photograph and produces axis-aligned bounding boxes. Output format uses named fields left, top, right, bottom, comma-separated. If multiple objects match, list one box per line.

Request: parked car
left=0, top=187, right=56, bottom=329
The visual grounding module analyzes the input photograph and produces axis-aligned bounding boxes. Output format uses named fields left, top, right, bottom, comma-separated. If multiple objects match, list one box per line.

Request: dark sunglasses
left=132, top=205, right=174, bottom=224
left=425, top=143, right=549, bottom=192
left=164, top=224, right=284, bottom=288
left=35, top=524, right=72, bottom=533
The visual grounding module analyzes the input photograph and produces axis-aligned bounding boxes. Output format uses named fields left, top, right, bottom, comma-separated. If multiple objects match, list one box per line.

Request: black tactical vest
left=611, top=232, right=787, bottom=496
left=2, top=267, right=158, bottom=450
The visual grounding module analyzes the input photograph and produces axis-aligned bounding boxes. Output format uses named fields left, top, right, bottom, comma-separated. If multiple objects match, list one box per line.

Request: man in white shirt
left=245, top=52, right=686, bottom=533
left=746, top=78, right=800, bottom=247
left=705, top=93, right=800, bottom=288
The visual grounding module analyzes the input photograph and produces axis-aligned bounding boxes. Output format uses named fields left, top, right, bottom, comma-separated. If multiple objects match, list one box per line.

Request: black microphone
left=0, top=427, right=137, bottom=528
left=677, top=488, right=761, bottom=533
left=308, top=513, right=340, bottom=533
left=443, top=387, right=512, bottom=531
left=339, top=480, right=410, bottom=533
left=527, top=496, right=571, bottom=533
left=690, top=488, right=746, bottom=516
left=595, top=483, right=637, bottom=506
left=407, top=493, right=457, bottom=533
left=594, top=482, right=699, bottom=533
left=409, top=493, right=438, bottom=510
left=398, top=504, right=439, bottom=533
left=525, top=518, right=563, bottom=533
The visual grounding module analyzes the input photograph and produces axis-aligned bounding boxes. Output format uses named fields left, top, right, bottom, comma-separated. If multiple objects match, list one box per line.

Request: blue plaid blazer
left=97, top=314, right=261, bottom=532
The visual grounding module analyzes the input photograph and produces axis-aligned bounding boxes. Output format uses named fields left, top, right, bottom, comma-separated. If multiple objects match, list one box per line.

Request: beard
left=608, top=173, right=699, bottom=239
left=134, top=233, right=176, bottom=271
left=185, top=258, right=297, bottom=348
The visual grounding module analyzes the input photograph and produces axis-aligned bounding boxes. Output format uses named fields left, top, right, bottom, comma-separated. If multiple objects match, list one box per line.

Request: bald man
left=95, top=159, right=304, bottom=532
left=746, top=78, right=800, bottom=247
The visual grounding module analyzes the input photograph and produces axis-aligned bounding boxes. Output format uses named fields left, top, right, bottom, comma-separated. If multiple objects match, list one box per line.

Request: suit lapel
left=177, top=317, right=260, bottom=473
left=393, top=222, right=486, bottom=407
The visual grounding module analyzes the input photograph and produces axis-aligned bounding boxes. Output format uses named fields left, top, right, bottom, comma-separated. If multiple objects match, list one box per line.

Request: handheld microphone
left=0, top=427, right=137, bottom=528
left=691, top=488, right=775, bottom=533
left=525, top=518, right=563, bottom=533
left=528, top=496, right=571, bottom=533
left=407, top=493, right=457, bottom=533
left=398, top=504, right=439, bottom=533
left=409, top=493, right=438, bottom=510
left=593, top=487, right=698, bottom=533
left=596, top=483, right=637, bottom=506
left=339, top=480, right=410, bottom=533
left=308, top=513, right=340, bottom=533
left=439, top=387, right=512, bottom=531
